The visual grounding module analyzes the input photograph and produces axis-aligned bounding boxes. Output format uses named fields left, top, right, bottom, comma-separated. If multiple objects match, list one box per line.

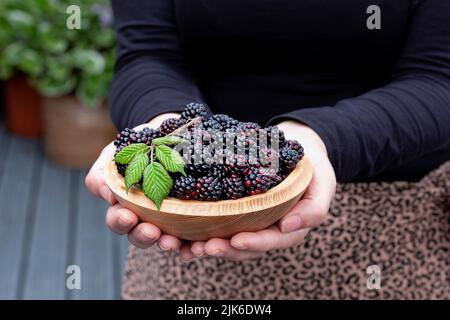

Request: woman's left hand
left=179, top=120, right=337, bottom=261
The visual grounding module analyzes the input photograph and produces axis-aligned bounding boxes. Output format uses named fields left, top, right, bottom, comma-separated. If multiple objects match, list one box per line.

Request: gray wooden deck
left=0, top=126, right=128, bottom=299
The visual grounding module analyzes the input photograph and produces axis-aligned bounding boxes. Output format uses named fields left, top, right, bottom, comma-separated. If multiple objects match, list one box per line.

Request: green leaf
left=125, top=152, right=149, bottom=192
left=155, top=145, right=186, bottom=175
left=33, top=76, right=76, bottom=97
left=142, top=162, right=173, bottom=210
left=114, top=143, right=148, bottom=164
left=152, top=135, right=184, bottom=146
left=75, top=49, right=106, bottom=75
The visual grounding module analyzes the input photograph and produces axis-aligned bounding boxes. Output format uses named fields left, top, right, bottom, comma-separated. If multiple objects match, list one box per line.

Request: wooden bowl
left=104, top=153, right=313, bottom=241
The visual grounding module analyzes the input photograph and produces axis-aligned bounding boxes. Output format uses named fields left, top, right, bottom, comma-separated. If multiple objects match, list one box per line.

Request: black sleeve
left=269, top=0, right=450, bottom=182
left=109, top=0, right=210, bottom=130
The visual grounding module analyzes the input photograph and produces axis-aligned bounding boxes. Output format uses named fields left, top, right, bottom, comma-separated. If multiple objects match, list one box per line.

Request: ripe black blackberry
left=279, top=147, right=301, bottom=171
left=212, top=114, right=240, bottom=130
left=114, top=145, right=128, bottom=177
left=195, top=173, right=223, bottom=201
left=285, top=140, right=304, bottom=156
left=243, top=167, right=281, bottom=196
left=185, top=163, right=211, bottom=177
left=140, top=127, right=164, bottom=145
left=159, top=118, right=183, bottom=134
left=114, top=128, right=135, bottom=147
left=202, top=118, right=222, bottom=131
left=171, top=175, right=198, bottom=200
left=223, top=175, right=245, bottom=199
left=263, top=126, right=286, bottom=148
left=181, top=102, right=208, bottom=122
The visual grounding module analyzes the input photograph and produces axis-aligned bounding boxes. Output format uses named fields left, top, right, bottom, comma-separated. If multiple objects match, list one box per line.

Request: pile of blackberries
left=114, top=103, right=304, bottom=201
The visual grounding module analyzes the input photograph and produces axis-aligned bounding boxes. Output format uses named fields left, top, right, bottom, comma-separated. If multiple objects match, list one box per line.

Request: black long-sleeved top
left=110, top=0, right=450, bottom=182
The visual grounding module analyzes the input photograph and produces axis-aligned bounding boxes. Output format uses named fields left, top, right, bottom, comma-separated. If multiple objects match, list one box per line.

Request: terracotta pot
left=43, top=96, right=116, bottom=169
left=4, top=74, right=43, bottom=138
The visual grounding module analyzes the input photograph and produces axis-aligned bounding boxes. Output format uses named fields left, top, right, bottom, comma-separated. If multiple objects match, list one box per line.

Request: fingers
left=128, top=223, right=161, bottom=249
left=190, top=241, right=206, bottom=257
left=85, top=143, right=117, bottom=205
left=179, top=243, right=196, bottom=261
left=231, top=227, right=309, bottom=252
left=106, top=204, right=139, bottom=234
left=204, top=238, right=261, bottom=261
left=158, top=234, right=183, bottom=252
left=279, top=161, right=336, bottom=233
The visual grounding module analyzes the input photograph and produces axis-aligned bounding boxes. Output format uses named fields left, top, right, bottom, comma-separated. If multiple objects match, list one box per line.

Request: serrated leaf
left=152, top=135, right=184, bottom=146
left=114, top=143, right=148, bottom=164
left=143, top=162, right=173, bottom=210
left=155, top=145, right=186, bottom=175
left=125, top=153, right=149, bottom=192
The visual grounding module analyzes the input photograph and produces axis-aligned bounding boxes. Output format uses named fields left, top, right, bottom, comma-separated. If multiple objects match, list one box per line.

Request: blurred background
left=0, top=0, right=128, bottom=299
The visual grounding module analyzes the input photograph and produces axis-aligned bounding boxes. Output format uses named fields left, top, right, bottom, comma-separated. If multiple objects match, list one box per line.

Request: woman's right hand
left=85, top=113, right=184, bottom=251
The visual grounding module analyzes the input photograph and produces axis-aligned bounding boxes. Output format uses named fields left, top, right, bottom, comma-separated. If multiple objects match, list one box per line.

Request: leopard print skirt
left=122, top=161, right=450, bottom=300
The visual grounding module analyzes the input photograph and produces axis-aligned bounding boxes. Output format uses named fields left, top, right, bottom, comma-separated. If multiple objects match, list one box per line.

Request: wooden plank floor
left=0, top=127, right=128, bottom=299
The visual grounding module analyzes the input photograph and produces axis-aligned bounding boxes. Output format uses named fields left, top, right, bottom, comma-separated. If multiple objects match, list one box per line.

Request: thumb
left=279, top=160, right=335, bottom=233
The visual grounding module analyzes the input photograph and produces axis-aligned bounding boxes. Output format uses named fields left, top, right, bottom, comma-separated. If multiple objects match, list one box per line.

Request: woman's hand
left=85, top=113, right=186, bottom=251
left=180, top=121, right=336, bottom=261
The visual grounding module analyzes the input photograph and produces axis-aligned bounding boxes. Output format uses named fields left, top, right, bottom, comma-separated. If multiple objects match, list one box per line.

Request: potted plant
left=0, top=0, right=116, bottom=168
left=0, top=1, right=43, bottom=137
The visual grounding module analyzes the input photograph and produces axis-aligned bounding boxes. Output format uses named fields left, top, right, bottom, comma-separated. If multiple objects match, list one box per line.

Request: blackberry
left=141, top=127, right=164, bottom=146
left=171, top=175, right=198, bottom=200
left=279, top=147, right=301, bottom=171
left=114, top=128, right=135, bottom=147
left=185, top=163, right=211, bottom=177
left=238, top=121, right=261, bottom=131
left=234, top=131, right=259, bottom=156
left=181, top=102, right=208, bottom=122
left=211, top=114, right=240, bottom=130
left=195, top=174, right=223, bottom=201
left=202, top=118, right=222, bottom=131
left=159, top=118, right=183, bottom=134
left=263, top=126, right=286, bottom=149
left=114, top=145, right=128, bottom=177
left=223, top=152, right=258, bottom=176
left=243, top=167, right=281, bottom=196
left=223, top=175, right=245, bottom=199
left=259, top=147, right=278, bottom=167
left=285, top=140, right=304, bottom=156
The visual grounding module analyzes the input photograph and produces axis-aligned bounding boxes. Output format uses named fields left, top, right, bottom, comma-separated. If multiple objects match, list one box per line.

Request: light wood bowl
left=104, top=154, right=313, bottom=241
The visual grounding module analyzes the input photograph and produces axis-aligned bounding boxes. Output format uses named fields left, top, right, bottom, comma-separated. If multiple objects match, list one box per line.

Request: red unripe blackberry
left=223, top=175, right=245, bottom=199
left=171, top=175, right=198, bottom=200
left=159, top=118, right=183, bottom=134
left=181, top=103, right=208, bottom=122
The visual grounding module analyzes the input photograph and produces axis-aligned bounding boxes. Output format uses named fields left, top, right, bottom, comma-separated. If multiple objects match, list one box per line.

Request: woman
left=86, top=0, right=450, bottom=299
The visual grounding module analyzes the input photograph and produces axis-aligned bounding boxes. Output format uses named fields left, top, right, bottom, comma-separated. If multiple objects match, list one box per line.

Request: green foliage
left=142, top=162, right=173, bottom=210
left=0, top=0, right=115, bottom=108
